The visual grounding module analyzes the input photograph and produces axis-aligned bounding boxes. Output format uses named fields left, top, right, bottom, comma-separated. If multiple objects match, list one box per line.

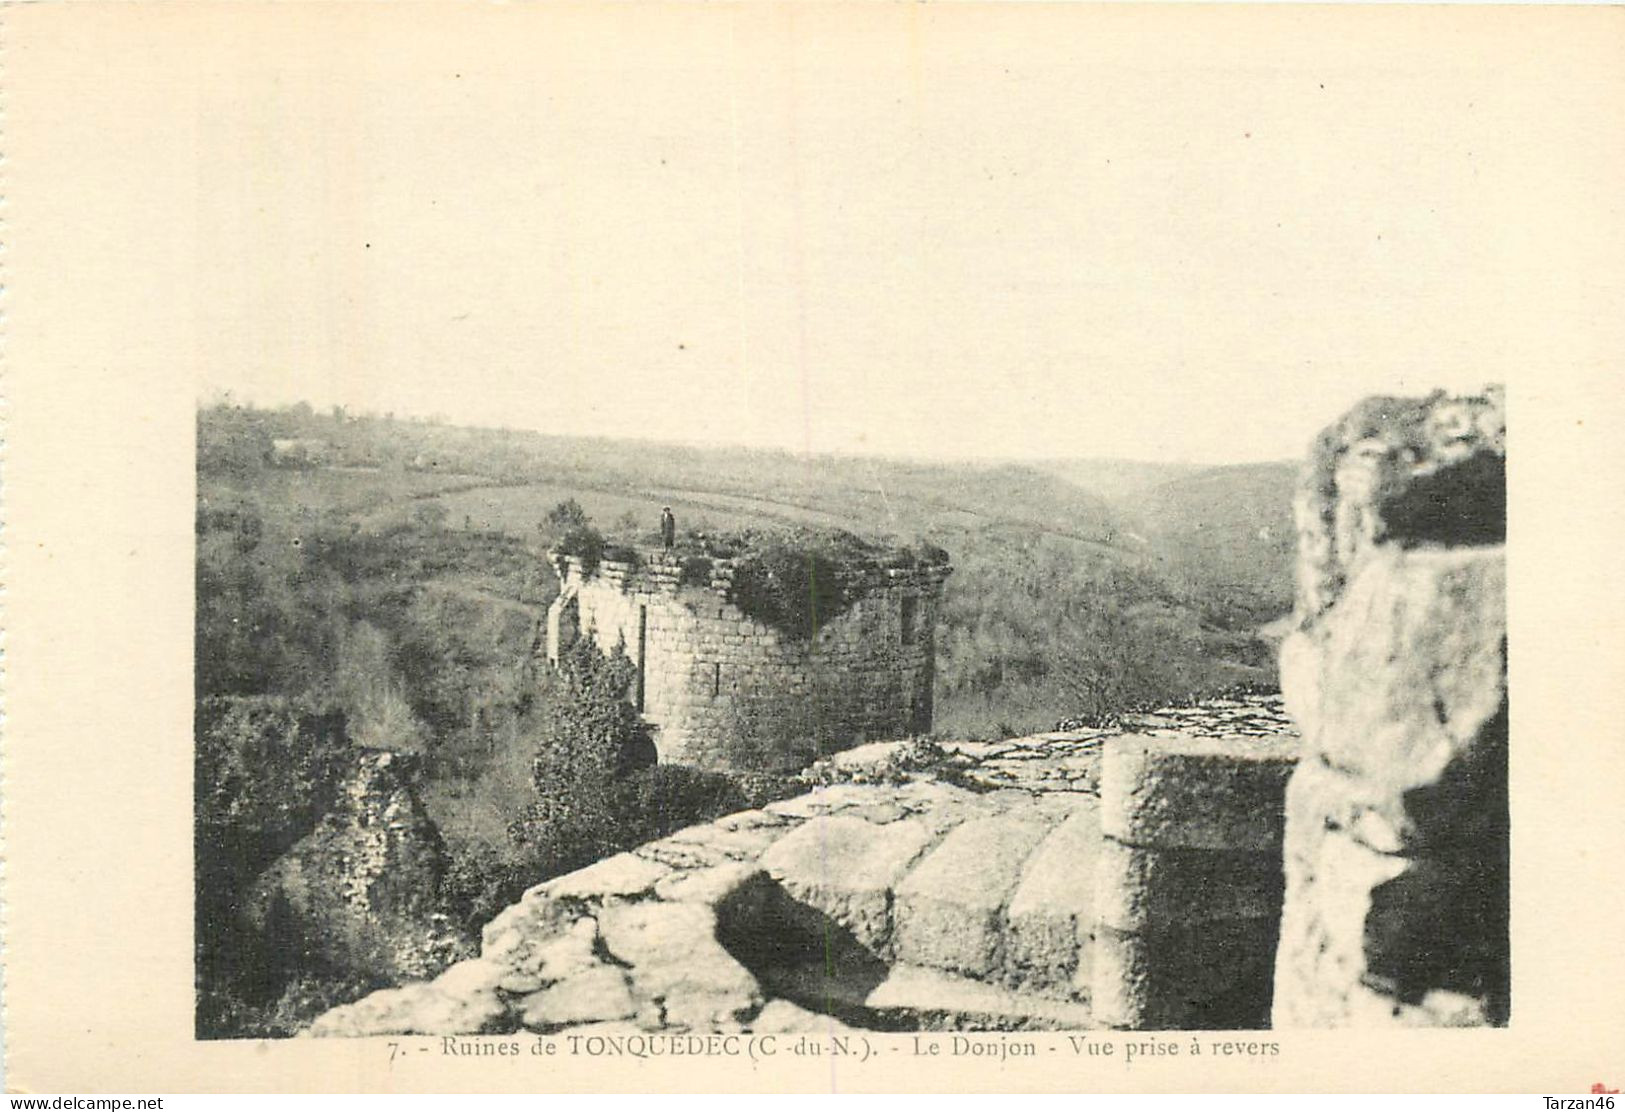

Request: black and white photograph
left=185, top=6, right=1510, bottom=1043
left=2, top=1, right=1619, bottom=1097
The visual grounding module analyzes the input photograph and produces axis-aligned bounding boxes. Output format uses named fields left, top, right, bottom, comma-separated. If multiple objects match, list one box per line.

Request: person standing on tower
left=660, top=506, right=676, bottom=549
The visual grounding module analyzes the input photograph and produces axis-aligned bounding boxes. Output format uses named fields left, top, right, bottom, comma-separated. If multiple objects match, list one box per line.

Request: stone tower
left=545, top=545, right=951, bottom=771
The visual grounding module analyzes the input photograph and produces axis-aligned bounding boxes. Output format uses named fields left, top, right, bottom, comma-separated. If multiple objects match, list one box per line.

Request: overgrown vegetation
left=728, top=542, right=852, bottom=641
left=510, top=638, right=799, bottom=871
left=194, top=697, right=384, bottom=1038
left=663, top=526, right=946, bottom=641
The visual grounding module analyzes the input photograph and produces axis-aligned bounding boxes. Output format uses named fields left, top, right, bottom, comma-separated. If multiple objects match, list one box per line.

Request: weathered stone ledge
left=308, top=695, right=1298, bottom=1038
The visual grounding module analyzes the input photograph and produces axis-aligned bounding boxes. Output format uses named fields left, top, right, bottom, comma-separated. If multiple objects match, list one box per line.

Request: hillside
left=200, top=403, right=1296, bottom=736
left=1027, top=458, right=1205, bottom=506
left=1135, top=462, right=1300, bottom=623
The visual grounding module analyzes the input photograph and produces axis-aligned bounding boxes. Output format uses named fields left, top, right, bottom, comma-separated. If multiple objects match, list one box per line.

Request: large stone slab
left=594, top=901, right=762, bottom=1028
left=537, top=851, right=673, bottom=901
left=1100, top=735, right=1298, bottom=851
left=892, top=815, right=1054, bottom=978
left=1273, top=824, right=1507, bottom=1027
left=1004, top=806, right=1100, bottom=995
left=518, top=966, right=637, bottom=1031
left=760, top=814, right=937, bottom=953
left=1280, top=546, right=1506, bottom=851
left=303, top=981, right=511, bottom=1037
left=1274, top=388, right=1508, bottom=1030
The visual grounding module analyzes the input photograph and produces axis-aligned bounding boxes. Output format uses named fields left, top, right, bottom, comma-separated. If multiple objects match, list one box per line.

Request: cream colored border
left=4, top=2, right=1624, bottom=1094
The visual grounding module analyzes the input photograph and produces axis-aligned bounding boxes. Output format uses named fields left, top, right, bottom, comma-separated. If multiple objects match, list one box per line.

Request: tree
left=544, top=498, right=590, bottom=532
left=509, top=638, right=655, bottom=871
left=194, top=696, right=354, bottom=1034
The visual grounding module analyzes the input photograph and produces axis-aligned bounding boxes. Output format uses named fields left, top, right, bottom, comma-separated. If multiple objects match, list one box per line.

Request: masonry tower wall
left=546, top=550, right=950, bottom=770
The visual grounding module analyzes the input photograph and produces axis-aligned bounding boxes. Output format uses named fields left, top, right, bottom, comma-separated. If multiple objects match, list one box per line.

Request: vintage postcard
left=2, top=1, right=1622, bottom=1095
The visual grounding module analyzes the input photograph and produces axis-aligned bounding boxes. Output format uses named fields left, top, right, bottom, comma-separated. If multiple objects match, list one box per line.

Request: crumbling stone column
left=1091, top=735, right=1298, bottom=1029
left=1273, top=388, right=1508, bottom=1027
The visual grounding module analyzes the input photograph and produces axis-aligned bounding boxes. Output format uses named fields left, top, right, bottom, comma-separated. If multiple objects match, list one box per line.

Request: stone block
left=1273, top=388, right=1508, bottom=1030
left=653, top=863, right=770, bottom=905
left=893, top=815, right=1054, bottom=977
left=865, top=964, right=1095, bottom=1030
left=538, top=851, right=673, bottom=902
left=1093, top=838, right=1284, bottom=933
left=431, top=958, right=506, bottom=998
left=1273, top=826, right=1506, bottom=1024
left=1100, top=735, right=1298, bottom=851
left=595, top=901, right=762, bottom=1026
left=1284, top=547, right=1506, bottom=851
left=304, top=981, right=510, bottom=1037
left=749, top=1000, right=859, bottom=1034
left=518, top=966, right=637, bottom=1030
left=1004, top=806, right=1101, bottom=995
left=757, top=815, right=935, bottom=953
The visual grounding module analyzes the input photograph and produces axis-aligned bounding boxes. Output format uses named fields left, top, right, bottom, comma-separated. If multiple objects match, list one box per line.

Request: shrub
left=507, top=638, right=802, bottom=879
left=509, top=638, right=656, bottom=870
left=715, top=682, right=863, bottom=772
left=729, top=544, right=851, bottom=641
left=195, top=695, right=353, bottom=887
left=614, top=765, right=750, bottom=845
left=411, top=501, right=450, bottom=532
left=556, top=524, right=605, bottom=576
left=545, top=498, right=590, bottom=532
left=439, top=842, right=535, bottom=936
left=194, top=695, right=358, bottom=1038
left=678, top=555, right=714, bottom=587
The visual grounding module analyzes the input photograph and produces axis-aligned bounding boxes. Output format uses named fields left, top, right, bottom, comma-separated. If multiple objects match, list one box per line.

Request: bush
left=729, top=544, right=851, bottom=641
left=716, top=682, right=864, bottom=772
left=679, top=555, right=714, bottom=587
left=545, top=498, right=590, bottom=532
left=195, top=696, right=353, bottom=887
left=556, top=524, right=605, bottom=576
left=439, top=842, right=535, bottom=936
left=614, top=765, right=750, bottom=844
left=509, top=639, right=655, bottom=867
left=508, top=638, right=802, bottom=879
left=194, top=695, right=358, bottom=1038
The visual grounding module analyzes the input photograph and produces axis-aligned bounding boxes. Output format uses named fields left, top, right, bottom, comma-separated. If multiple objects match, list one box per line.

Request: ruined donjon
left=545, top=546, right=951, bottom=770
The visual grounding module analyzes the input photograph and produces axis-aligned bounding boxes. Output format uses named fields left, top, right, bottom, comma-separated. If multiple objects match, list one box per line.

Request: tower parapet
left=544, top=542, right=951, bottom=771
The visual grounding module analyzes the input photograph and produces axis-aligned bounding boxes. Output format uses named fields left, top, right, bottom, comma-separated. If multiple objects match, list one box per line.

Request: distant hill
left=1133, top=462, right=1301, bottom=622
left=1027, top=458, right=1205, bottom=506
left=198, top=401, right=1295, bottom=745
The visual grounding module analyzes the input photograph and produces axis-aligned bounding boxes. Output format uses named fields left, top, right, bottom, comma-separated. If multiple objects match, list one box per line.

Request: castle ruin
left=545, top=546, right=951, bottom=770
left=314, top=386, right=1507, bottom=1037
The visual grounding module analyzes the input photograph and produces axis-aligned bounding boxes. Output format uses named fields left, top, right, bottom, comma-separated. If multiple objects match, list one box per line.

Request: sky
left=186, top=5, right=1583, bottom=465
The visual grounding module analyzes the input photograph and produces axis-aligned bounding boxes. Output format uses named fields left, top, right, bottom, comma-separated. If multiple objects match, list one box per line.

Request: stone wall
left=546, top=550, right=949, bottom=770
left=1273, top=388, right=1508, bottom=1026
left=307, top=696, right=1301, bottom=1037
